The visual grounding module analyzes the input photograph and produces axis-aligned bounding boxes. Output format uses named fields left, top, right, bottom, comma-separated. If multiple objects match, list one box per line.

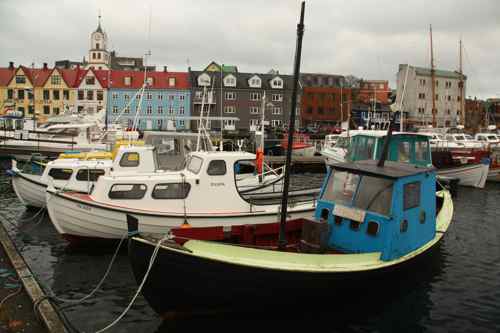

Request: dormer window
left=198, top=73, right=211, bottom=86
left=248, top=75, right=261, bottom=88
left=271, top=77, right=283, bottom=89
left=224, top=74, right=237, bottom=87
left=85, top=76, right=95, bottom=85
left=168, top=77, right=176, bottom=87
left=124, top=76, right=132, bottom=86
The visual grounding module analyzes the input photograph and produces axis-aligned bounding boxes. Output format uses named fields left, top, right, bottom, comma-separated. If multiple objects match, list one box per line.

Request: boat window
left=400, top=219, right=408, bottom=233
left=351, top=136, right=376, bottom=161
left=48, top=168, right=73, bottom=180
left=335, top=137, right=350, bottom=149
left=152, top=183, right=190, bottom=199
left=353, top=176, right=393, bottom=216
left=350, top=220, right=360, bottom=231
left=415, top=141, right=430, bottom=162
left=76, top=169, right=105, bottom=182
left=207, top=160, right=227, bottom=176
left=119, top=152, right=140, bottom=167
left=455, top=135, right=465, bottom=141
left=234, top=160, right=256, bottom=175
left=403, top=182, right=420, bottom=210
left=367, top=221, right=379, bottom=236
left=108, top=184, right=147, bottom=199
left=488, top=135, right=498, bottom=141
left=322, top=171, right=360, bottom=205
left=186, top=155, right=203, bottom=174
left=465, top=135, right=474, bottom=141
left=397, top=141, right=411, bottom=163
left=445, top=135, right=454, bottom=141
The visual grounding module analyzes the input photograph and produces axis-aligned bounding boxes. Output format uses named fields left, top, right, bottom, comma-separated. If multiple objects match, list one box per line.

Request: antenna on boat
left=278, top=1, right=306, bottom=251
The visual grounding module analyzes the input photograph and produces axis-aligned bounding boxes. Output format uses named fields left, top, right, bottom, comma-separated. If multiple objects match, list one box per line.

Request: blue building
left=106, top=70, right=191, bottom=131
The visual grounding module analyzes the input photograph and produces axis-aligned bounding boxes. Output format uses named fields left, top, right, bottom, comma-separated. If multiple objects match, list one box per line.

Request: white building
left=74, top=68, right=108, bottom=115
left=396, top=64, right=466, bottom=128
left=85, top=15, right=110, bottom=70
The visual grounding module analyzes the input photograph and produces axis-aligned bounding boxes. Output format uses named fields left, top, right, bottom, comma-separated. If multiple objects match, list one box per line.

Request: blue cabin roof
left=316, top=159, right=436, bottom=262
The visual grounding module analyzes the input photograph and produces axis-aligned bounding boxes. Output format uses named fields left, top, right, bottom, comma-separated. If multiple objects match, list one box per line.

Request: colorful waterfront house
left=107, top=70, right=190, bottom=131
left=74, top=67, right=109, bottom=115
left=36, top=65, right=75, bottom=118
left=0, top=63, right=16, bottom=115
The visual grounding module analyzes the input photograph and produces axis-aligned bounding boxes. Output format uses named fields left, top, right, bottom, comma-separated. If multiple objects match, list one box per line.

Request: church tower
left=87, top=13, right=110, bottom=69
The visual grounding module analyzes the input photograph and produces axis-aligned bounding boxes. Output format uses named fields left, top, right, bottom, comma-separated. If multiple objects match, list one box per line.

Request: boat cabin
left=315, top=159, right=436, bottom=261
left=347, top=133, right=432, bottom=167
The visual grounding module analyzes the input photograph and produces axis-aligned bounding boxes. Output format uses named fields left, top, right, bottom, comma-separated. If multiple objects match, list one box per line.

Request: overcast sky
left=1, top=0, right=499, bottom=98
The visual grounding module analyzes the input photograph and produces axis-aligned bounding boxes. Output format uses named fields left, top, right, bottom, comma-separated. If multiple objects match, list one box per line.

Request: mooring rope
left=94, top=234, right=168, bottom=333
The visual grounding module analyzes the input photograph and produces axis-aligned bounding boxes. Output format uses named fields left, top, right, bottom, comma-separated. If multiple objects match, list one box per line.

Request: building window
left=168, top=77, right=176, bottom=87
left=180, top=95, right=185, bottom=101
left=272, top=94, right=282, bottom=102
left=43, top=105, right=50, bottom=114
left=124, top=106, right=130, bottom=114
left=124, top=94, right=130, bottom=101
left=97, top=53, right=101, bottom=59
left=92, top=53, right=96, bottom=59
left=272, top=107, right=281, bottom=115
left=86, top=76, right=95, bottom=85
left=7, top=89, right=13, bottom=99
left=250, top=119, right=260, bottom=127
left=147, top=105, right=152, bottom=114
left=43, top=90, right=50, bottom=100
left=158, top=94, right=163, bottom=100
left=53, top=90, right=60, bottom=100
left=272, top=78, right=283, bottom=88
left=51, top=76, right=61, bottom=85
left=113, top=106, right=118, bottom=114
left=249, top=77, right=261, bottom=87
left=63, top=90, right=69, bottom=100
left=157, top=119, right=162, bottom=128
left=78, top=90, right=84, bottom=100
left=146, top=92, right=152, bottom=100
left=195, top=91, right=203, bottom=99
left=250, top=106, right=260, bottom=114
left=457, top=96, right=461, bottom=102
left=15, top=76, right=26, bottom=84
left=158, top=106, right=163, bottom=114
left=418, top=93, right=425, bottom=99
left=250, top=92, right=261, bottom=101
left=435, top=80, right=439, bottom=87
left=435, top=94, right=439, bottom=101
left=169, top=95, right=174, bottom=101
left=179, top=106, right=185, bottom=115
left=97, top=90, right=103, bottom=101
left=124, top=76, right=132, bottom=86
left=169, top=106, right=174, bottom=114
left=17, top=89, right=25, bottom=99
left=179, top=120, right=185, bottom=127
left=223, top=119, right=235, bottom=128
left=224, top=106, right=235, bottom=113
left=87, top=90, right=94, bottom=100
left=28, top=106, right=34, bottom=114
left=446, top=109, right=451, bottom=115
left=53, top=107, right=60, bottom=115
left=271, top=119, right=282, bottom=127
left=225, top=91, right=236, bottom=100
left=318, top=107, right=324, bottom=114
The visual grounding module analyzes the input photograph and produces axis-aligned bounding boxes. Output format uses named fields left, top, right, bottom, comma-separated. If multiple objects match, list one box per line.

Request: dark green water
left=1, top=173, right=499, bottom=333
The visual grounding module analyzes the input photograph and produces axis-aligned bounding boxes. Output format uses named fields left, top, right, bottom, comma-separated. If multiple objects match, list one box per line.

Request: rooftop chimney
left=163, top=66, right=168, bottom=72
left=43, top=62, right=48, bottom=70
left=8, top=62, right=14, bottom=69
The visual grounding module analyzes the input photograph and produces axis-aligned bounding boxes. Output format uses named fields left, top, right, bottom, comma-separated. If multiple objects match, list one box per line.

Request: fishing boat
left=280, top=132, right=316, bottom=157
left=127, top=156, right=453, bottom=316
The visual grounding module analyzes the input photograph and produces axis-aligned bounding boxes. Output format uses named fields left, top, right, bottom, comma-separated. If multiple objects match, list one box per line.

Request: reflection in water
left=1, top=174, right=500, bottom=332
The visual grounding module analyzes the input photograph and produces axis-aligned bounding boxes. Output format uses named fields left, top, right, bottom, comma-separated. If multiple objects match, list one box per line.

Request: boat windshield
left=322, top=170, right=393, bottom=216
left=186, top=155, right=203, bottom=174
left=488, top=135, right=498, bottom=141
left=334, top=136, right=350, bottom=149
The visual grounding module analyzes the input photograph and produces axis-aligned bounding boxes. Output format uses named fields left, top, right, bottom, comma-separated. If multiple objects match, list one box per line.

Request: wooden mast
left=430, top=24, right=437, bottom=127
left=278, top=1, right=305, bottom=250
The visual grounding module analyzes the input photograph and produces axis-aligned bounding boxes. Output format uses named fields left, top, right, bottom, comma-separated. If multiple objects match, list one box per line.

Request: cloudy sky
left=1, top=0, right=499, bottom=98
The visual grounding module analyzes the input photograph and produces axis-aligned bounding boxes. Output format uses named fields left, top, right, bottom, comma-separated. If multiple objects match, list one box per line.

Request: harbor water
left=1, top=173, right=500, bottom=332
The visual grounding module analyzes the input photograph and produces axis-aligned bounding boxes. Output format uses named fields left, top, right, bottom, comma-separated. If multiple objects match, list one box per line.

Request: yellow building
left=0, top=65, right=16, bottom=115
left=4, top=65, right=36, bottom=117
left=36, top=66, right=76, bottom=117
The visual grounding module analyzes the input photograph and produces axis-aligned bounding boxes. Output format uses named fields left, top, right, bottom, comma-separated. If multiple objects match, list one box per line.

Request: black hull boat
left=128, top=228, right=447, bottom=317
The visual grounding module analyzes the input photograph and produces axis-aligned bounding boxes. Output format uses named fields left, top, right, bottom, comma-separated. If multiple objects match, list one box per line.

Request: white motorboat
left=46, top=150, right=317, bottom=242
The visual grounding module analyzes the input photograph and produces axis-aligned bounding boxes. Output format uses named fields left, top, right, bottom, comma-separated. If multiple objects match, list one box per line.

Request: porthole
left=367, top=221, right=379, bottom=236
left=400, top=219, right=408, bottom=233
left=419, top=211, right=426, bottom=224
left=350, top=220, right=360, bottom=231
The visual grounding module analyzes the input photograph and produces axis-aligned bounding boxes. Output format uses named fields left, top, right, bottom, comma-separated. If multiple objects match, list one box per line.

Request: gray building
left=189, top=62, right=294, bottom=134
left=396, top=64, right=466, bottom=127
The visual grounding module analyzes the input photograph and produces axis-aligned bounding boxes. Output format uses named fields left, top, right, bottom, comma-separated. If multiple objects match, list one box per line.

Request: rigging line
left=462, top=45, right=479, bottom=98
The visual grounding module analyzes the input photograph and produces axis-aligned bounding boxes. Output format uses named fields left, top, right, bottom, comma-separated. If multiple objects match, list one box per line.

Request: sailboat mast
left=430, top=24, right=437, bottom=128
left=459, top=39, right=464, bottom=126
left=278, top=1, right=306, bottom=250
